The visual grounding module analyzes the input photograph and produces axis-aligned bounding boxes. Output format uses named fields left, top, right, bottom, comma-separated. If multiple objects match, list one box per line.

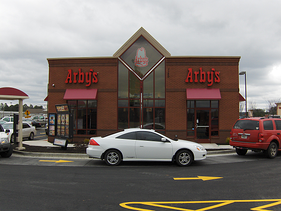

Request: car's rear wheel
left=267, top=142, right=278, bottom=159
left=175, top=150, right=193, bottom=166
left=104, top=150, right=122, bottom=166
left=0, top=146, right=13, bottom=158
left=29, top=132, right=34, bottom=140
left=236, top=148, right=247, bottom=156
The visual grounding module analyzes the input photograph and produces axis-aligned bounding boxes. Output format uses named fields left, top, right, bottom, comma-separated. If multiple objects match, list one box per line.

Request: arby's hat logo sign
left=134, top=47, right=148, bottom=67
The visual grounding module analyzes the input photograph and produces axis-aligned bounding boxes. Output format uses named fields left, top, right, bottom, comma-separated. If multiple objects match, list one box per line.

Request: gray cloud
left=1, top=0, right=281, bottom=110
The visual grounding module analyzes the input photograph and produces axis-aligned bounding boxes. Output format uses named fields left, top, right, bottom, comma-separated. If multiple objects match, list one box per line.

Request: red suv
left=230, top=117, right=281, bottom=158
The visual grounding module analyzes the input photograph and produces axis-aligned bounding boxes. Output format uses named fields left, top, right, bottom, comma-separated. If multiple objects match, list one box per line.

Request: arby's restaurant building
left=46, top=27, right=242, bottom=144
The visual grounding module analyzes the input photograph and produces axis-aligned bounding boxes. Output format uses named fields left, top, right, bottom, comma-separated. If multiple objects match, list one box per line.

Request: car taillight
left=89, top=138, right=100, bottom=146
left=258, top=133, right=264, bottom=142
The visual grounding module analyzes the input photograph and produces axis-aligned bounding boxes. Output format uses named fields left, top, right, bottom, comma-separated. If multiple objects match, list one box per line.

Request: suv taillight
left=258, top=133, right=264, bottom=142
left=89, top=138, right=100, bottom=146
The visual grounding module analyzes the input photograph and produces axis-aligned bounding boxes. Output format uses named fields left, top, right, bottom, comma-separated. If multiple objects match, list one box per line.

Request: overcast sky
left=1, top=0, right=281, bottom=110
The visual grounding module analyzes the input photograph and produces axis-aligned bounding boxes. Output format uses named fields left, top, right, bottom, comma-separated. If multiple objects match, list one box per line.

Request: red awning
left=186, top=89, right=221, bottom=100
left=63, top=89, right=97, bottom=100
left=239, top=93, right=245, bottom=101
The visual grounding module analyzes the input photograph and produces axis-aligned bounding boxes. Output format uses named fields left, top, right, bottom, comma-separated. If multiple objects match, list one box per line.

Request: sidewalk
left=12, top=139, right=235, bottom=158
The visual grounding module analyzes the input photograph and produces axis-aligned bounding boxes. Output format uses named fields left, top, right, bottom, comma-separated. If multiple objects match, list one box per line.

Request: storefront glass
left=155, top=63, right=165, bottom=98
left=130, top=72, right=140, bottom=98
left=68, top=100, right=97, bottom=135
left=118, top=60, right=165, bottom=133
left=118, top=62, right=128, bottom=98
left=143, top=72, right=153, bottom=98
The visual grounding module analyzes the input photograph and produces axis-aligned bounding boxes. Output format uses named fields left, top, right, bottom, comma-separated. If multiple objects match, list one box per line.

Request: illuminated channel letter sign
left=185, top=67, right=220, bottom=87
left=65, top=68, right=98, bottom=87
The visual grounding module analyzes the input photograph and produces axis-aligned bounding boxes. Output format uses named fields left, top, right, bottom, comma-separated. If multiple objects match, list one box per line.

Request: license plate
left=241, top=134, right=247, bottom=139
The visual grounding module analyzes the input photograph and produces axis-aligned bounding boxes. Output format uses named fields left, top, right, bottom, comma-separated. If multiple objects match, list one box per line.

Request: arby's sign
left=185, top=67, right=220, bottom=87
left=134, top=47, right=149, bottom=67
left=65, top=68, right=98, bottom=87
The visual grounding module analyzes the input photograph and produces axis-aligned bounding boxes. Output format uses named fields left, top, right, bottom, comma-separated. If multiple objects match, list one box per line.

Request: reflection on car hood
left=176, top=139, right=203, bottom=146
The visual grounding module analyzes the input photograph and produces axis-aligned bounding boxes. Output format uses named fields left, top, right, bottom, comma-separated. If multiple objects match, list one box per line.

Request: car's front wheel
left=267, top=142, right=278, bottom=159
left=236, top=148, right=247, bottom=156
left=0, top=146, right=13, bottom=158
left=104, top=150, right=122, bottom=166
left=175, top=150, right=193, bottom=166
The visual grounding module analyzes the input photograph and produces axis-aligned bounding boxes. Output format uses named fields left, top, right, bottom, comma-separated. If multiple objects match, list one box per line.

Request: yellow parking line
left=39, top=160, right=73, bottom=163
left=120, top=199, right=281, bottom=211
left=173, top=176, right=223, bottom=181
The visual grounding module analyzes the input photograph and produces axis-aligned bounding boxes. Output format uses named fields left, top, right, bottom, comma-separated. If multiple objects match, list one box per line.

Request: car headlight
left=195, top=145, right=205, bottom=151
left=1, top=138, right=9, bottom=144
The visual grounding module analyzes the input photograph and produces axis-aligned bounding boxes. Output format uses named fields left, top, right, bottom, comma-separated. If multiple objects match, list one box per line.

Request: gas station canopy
left=0, top=87, right=29, bottom=100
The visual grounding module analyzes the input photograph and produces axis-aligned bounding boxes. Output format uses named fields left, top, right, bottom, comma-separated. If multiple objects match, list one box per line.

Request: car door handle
left=277, top=133, right=280, bottom=135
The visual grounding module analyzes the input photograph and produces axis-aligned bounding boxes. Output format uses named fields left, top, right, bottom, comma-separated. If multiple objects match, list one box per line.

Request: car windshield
left=233, top=120, right=259, bottom=130
left=2, top=123, right=13, bottom=130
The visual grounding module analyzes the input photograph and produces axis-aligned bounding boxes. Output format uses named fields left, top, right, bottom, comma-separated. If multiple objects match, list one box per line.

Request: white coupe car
left=2, top=122, right=36, bottom=142
left=86, top=128, right=207, bottom=166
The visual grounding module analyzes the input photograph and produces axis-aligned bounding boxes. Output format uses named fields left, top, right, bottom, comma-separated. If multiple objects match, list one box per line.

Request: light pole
left=239, top=71, right=247, bottom=117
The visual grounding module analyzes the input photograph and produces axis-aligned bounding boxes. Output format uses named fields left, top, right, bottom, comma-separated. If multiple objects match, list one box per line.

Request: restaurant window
left=68, top=100, right=97, bottom=135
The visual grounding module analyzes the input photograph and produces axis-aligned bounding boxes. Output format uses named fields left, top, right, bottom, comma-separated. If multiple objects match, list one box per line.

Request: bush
left=226, top=137, right=231, bottom=144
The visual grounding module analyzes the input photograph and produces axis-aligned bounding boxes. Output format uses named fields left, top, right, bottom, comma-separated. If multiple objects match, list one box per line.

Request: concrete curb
left=206, top=149, right=236, bottom=155
left=13, top=150, right=90, bottom=159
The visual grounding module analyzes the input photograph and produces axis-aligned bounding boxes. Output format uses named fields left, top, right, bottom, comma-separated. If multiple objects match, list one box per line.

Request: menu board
left=54, top=104, right=73, bottom=139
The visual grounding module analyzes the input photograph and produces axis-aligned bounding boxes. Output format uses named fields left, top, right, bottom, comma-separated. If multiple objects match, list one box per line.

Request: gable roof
left=113, top=27, right=171, bottom=58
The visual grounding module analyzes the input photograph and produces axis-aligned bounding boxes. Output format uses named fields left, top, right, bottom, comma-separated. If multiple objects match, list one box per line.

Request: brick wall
left=47, top=56, right=240, bottom=144
left=166, top=56, right=240, bottom=143
left=48, top=57, right=118, bottom=142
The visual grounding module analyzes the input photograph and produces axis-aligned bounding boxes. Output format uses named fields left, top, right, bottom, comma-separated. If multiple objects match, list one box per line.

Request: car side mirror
left=161, top=138, right=169, bottom=142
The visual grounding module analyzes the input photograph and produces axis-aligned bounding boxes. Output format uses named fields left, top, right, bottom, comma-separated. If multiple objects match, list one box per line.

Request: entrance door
left=196, top=110, right=210, bottom=140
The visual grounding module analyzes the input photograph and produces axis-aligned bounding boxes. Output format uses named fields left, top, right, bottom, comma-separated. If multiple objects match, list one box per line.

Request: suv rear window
left=275, top=120, right=281, bottom=130
left=233, top=120, right=259, bottom=130
left=263, top=120, right=273, bottom=130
